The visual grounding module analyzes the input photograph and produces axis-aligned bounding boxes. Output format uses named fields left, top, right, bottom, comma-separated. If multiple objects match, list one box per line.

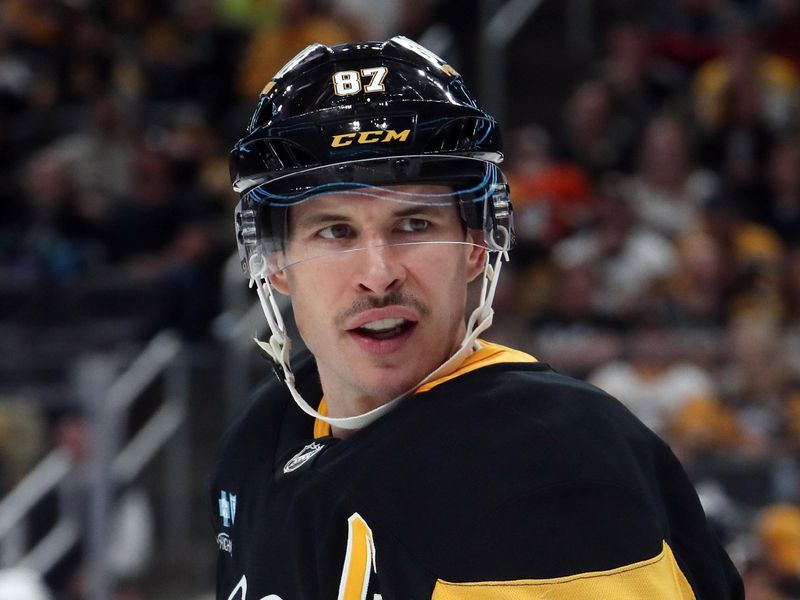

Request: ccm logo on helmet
left=330, top=129, right=411, bottom=148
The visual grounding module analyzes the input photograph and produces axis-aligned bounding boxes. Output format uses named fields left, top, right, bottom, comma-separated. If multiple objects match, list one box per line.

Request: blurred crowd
left=2, top=0, right=800, bottom=598
left=492, top=2, right=800, bottom=597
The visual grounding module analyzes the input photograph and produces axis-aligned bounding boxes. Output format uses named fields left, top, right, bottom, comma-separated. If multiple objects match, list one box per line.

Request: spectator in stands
left=754, top=504, right=800, bottom=597
left=600, top=20, right=685, bottom=128
left=123, top=1, right=245, bottom=118
left=757, top=136, right=800, bottom=243
left=647, top=0, right=732, bottom=72
left=691, top=195, right=784, bottom=323
left=589, top=321, right=721, bottom=439
left=529, top=265, right=624, bottom=379
left=331, top=0, right=433, bottom=41
left=98, top=146, right=225, bottom=339
left=134, top=14, right=194, bottom=105
left=622, top=114, right=718, bottom=239
left=48, top=90, right=135, bottom=209
left=716, top=317, right=790, bottom=457
left=160, top=107, right=230, bottom=206
left=58, top=11, right=114, bottom=103
left=666, top=230, right=728, bottom=324
left=504, top=125, right=592, bottom=255
left=174, top=0, right=246, bottom=119
left=693, top=19, right=799, bottom=132
left=7, top=149, right=106, bottom=284
left=700, top=77, right=777, bottom=218
left=553, top=191, right=678, bottom=318
left=666, top=390, right=743, bottom=463
left=237, top=0, right=357, bottom=99
left=557, top=79, right=638, bottom=179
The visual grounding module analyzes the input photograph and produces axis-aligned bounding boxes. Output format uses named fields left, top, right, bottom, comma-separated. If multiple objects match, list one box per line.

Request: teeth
left=361, top=318, right=407, bottom=332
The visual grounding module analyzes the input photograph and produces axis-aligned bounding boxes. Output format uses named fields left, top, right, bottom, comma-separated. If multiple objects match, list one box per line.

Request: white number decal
left=332, top=67, right=389, bottom=96
left=337, top=513, right=377, bottom=600
left=332, top=70, right=361, bottom=96
left=360, top=67, right=388, bottom=92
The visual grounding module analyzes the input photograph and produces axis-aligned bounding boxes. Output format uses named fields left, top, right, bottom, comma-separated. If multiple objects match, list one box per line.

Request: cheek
left=284, top=268, right=338, bottom=346
left=420, top=253, right=470, bottom=313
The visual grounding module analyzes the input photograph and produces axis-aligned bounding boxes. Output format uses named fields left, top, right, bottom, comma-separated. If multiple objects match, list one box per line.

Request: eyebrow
left=392, top=205, right=448, bottom=218
left=293, top=204, right=448, bottom=230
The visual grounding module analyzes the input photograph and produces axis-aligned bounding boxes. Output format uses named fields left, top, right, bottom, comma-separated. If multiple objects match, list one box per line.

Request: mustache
left=334, top=291, right=430, bottom=328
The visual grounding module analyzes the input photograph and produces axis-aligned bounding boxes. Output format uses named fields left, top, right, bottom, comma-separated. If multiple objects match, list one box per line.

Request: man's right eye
left=317, top=224, right=353, bottom=239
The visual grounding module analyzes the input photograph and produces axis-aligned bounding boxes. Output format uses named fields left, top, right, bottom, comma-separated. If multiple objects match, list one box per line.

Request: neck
left=323, top=388, right=392, bottom=439
left=318, top=324, right=469, bottom=438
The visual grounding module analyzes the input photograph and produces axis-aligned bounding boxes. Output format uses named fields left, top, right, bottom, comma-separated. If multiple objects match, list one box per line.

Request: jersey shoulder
left=413, top=363, right=742, bottom=596
left=349, top=363, right=679, bottom=579
left=436, top=361, right=660, bottom=455
left=213, top=351, right=319, bottom=477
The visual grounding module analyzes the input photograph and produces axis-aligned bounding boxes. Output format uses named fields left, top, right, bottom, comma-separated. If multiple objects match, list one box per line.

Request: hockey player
left=212, top=37, right=743, bottom=599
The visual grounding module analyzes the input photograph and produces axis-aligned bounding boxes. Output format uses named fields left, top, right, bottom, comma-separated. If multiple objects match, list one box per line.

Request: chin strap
left=252, top=246, right=509, bottom=431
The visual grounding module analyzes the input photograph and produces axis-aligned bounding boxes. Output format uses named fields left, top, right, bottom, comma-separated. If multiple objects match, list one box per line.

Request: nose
left=354, top=243, right=406, bottom=294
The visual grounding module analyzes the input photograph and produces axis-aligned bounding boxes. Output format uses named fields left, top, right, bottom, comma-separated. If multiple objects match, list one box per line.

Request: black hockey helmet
left=231, top=36, right=513, bottom=278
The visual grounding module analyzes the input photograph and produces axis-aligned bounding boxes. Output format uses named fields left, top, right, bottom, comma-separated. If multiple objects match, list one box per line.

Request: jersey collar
left=313, top=340, right=536, bottom=439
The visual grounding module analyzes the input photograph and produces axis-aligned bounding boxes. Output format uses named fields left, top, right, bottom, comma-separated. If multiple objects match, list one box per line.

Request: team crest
left=284, top=442, right=325, bottom=473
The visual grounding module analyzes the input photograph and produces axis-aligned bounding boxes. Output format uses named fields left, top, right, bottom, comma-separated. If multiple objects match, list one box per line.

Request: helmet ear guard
left=234, top=203, right=257, bottom=274
left=467, top=182, right=513, bottom=253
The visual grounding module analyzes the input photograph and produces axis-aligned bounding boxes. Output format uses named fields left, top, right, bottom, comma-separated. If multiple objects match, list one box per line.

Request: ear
left=465, top=230, right=487, bottom=283
left=269, top=269, right=291, bottom=295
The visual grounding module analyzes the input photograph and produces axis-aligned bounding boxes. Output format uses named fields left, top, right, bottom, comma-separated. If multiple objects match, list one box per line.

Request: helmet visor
left=235, top=156, right=511, bottom=278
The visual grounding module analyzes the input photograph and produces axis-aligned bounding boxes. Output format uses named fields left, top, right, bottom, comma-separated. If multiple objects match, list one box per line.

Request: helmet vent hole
left=262, top=140, right=317, bottom=171
left=426, top=118, right=481, bottom=154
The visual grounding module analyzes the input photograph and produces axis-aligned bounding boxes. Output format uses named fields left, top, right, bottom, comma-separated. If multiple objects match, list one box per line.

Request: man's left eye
left=397, top=218, right=430, bottom=233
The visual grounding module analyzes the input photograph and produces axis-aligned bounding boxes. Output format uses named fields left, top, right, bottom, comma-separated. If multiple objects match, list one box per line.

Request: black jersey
left=211, top=342, right=743, bottom=600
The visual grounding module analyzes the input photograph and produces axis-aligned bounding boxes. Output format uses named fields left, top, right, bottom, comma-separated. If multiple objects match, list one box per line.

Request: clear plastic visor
left=237, top=156, right=508, bottom=278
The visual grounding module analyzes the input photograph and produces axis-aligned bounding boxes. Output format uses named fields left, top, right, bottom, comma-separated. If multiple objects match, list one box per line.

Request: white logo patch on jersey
left=284, top=442, right=325, bottom=473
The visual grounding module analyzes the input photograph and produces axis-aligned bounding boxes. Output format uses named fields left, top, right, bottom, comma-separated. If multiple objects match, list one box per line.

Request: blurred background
left=0, top=0, right=799, bottom=598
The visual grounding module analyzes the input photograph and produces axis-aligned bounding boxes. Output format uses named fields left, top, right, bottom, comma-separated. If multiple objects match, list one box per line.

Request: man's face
left=270, top=184, right=486, bottom=414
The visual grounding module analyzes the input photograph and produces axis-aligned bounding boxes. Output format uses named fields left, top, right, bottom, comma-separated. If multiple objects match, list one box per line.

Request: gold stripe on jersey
left=314, top=400, right=332, bottom=439
left=415, top=340, right=537, bottom=394
left=338, top=513, right=377, bottom=600
left=431, top=541, right=695, bottom=600
left=313, top=341, right=537, bottom=439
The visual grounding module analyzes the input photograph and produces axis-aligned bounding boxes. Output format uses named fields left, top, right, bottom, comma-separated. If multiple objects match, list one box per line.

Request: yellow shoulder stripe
left=313, top=341, right=537, bottom=439
left=431, top=541, right=696, bottom=600
left=415, top=340, right=536, bottom=394
left=314, top=398, right=332, bottom=439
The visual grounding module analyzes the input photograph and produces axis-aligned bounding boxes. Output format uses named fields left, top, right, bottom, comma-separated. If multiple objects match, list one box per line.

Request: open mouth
left=350, top=317, right=416, bottom=340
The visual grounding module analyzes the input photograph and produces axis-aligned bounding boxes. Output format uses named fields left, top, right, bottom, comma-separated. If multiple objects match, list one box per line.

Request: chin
left=359, top=365, right=427, bottom=402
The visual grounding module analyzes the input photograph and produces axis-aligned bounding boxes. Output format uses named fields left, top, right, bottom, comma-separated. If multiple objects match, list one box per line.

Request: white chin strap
left=252, top=248, right=509, bottom=431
